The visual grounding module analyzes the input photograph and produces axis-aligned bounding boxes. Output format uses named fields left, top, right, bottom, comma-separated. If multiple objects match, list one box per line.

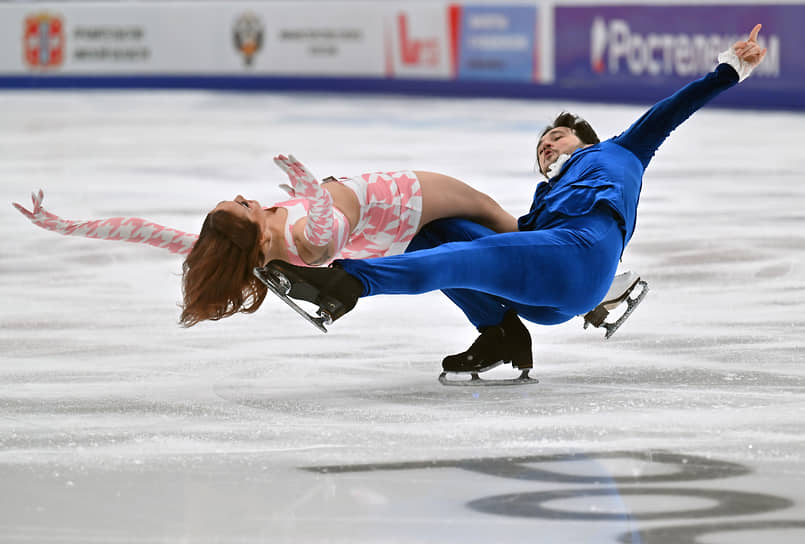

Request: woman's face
left=214, top=195, right=262, bottom=220
left=212, top=195, right=281, bottom=264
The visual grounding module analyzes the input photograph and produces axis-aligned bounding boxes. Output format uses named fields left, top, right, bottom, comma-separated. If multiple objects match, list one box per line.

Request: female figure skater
left=182, top=155, right=518, bottom=326
left=13, top=156, right=518, bottom=326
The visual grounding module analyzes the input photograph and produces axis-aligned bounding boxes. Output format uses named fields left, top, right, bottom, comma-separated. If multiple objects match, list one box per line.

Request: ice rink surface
left=1, top=88, right=804, bottom=543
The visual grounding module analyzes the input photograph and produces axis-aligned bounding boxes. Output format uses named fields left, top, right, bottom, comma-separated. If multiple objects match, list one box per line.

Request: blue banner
left=554, top=5, right=805, bottom=108
left=456, top=5, right=537, bottom=82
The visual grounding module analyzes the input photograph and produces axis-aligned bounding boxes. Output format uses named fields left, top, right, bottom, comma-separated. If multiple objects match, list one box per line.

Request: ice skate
left=439, top=310, right=538, bottom=386
left=583, top=271, right=648, bottom=339
left=253, top=260, right=363, bottom=333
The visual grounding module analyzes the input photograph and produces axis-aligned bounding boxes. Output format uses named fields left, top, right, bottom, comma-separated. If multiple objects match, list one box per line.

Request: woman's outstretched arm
left=13, top=189, right=198, bottom=255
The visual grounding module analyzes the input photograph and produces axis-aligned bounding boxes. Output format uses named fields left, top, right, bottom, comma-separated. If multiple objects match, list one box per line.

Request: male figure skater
left=257, top=24, right=768, bottom=380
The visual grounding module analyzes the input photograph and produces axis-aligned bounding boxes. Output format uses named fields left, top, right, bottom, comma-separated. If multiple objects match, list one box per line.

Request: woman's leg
left=415, top=171, right=518, bottom=233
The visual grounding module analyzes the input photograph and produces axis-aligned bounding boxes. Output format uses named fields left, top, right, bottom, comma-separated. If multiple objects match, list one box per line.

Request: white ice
left=1, top=89, right=804, bottom=543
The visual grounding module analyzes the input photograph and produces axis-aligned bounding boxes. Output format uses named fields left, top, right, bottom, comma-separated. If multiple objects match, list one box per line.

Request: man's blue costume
left=334, top=64, right=741, bottom=329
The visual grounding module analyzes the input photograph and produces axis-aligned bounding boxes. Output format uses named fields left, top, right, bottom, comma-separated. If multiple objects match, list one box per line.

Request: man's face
left=536, top=126, right=586, bottom=175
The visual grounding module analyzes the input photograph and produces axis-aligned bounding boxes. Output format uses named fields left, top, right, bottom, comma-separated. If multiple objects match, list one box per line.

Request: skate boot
left=439, top=310, right=537, bottom=386
left=583, top=270, right=648, bottom=339
left=253, top=260, right=363, bottom=332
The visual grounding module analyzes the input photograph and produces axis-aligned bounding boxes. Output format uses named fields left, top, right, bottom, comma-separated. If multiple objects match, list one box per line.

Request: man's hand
left=718, top=23, right=767, bottom=82
left=734, top=24, right=767, bottom=68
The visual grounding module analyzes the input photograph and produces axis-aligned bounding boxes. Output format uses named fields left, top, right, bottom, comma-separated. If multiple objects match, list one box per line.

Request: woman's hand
left=274, top=154, right=322, bottom=199
left=13, top=189, right=63, bottom=231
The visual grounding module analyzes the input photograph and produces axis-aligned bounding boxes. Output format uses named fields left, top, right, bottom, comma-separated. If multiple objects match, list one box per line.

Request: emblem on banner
left=24, top=13, right=65, bottom=69
left=233, top=12, right=264, bottom=66
left=397, top=13, right=439, bottom=67
left=590, top=17, right=607, bottom=74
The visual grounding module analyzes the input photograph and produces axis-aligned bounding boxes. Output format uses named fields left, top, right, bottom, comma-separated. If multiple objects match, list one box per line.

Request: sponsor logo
left=72, top=25, right=149, bottom=62
left=397, top=13, right=439, bottom=67
left=457, top=6, right=536, bottom=81
left=24, top=13, right=65, bottom=69
left=589, top=17, right=780, bottom=78
left=278, top=27, right=363, bottom=57
left=233, top=12, right=264, bottom=66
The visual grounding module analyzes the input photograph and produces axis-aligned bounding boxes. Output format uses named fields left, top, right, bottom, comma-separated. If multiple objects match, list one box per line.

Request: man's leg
left=262, top=211, right=622, bottom=327
left=407, top=219, right=575, bottom=327
left=405, top=217, right=494, bottom=252
left=406, top=219, right=512, bottom=328
left=340, top=210, right=623, bottom=321
left=401, top=218, right=595, bottom=372
left=259, top=211, right=623, bottom=373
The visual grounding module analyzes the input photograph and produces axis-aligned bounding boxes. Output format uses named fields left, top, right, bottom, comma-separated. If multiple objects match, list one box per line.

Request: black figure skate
left=583, top=271, right=649, bottom=339
left=439, top=310, right=538, bottom=387
left=253, top=260, right=363, bottom=333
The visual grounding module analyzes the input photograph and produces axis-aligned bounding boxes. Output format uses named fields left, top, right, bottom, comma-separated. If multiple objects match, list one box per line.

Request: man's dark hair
left=539, top=112, right=600, bottom=145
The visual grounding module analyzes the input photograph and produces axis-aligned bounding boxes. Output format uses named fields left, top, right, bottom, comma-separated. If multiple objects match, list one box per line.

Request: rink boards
left=0, top=1, right=803, bottom=109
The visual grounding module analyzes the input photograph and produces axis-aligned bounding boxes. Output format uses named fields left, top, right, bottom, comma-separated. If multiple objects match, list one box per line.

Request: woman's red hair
left=180, top=208, right=267, bottom=327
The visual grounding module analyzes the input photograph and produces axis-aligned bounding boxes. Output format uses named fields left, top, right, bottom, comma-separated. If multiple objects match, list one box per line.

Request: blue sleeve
left=613, top=63, right=740, bottom=169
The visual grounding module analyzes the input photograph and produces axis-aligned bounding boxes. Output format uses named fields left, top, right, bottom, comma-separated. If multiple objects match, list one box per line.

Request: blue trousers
left=337, top=208, right=624, bottom=329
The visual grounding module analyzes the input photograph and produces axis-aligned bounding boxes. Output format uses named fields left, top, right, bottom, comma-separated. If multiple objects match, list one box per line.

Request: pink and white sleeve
left=273, top=154, right=350, bottom=251
left=13, top=189, right=198, bottom=255
left=305, top=197, right=351, bottom=256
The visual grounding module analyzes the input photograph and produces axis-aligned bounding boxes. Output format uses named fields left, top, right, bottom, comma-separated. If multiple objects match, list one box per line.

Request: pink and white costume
left=12, top=190, right=198, bottom=255
left=279, top=170, right=423, bottom=266
left=13, top=169, right=423, bottom=266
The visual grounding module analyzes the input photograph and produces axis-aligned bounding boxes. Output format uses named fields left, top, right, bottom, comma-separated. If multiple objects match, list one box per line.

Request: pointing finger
left=748, top=23, right=762, bottom=43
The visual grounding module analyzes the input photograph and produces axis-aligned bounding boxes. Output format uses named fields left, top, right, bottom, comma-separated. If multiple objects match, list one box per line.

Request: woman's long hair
left=180, top=208, right=268, bottom=327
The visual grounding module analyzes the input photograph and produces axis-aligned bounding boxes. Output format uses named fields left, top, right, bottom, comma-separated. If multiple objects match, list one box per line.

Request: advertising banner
left=242, top=5, right=386, bottom=76
left=5, top=4, right=224, bottom=74
left=2, top=5, right=156, bottom=74
left=384, top=4, right=456, bottom=79
left=455, top=5, right=538, bottom=82
left=554, top=5, right=804, bottom=102
left=1, top=2, right=386, bottom=76
left=2, top=2, right=801, bottom=110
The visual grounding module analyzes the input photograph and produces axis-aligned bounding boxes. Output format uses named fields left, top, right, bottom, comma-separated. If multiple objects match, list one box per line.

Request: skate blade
left=253, top=267, right=332, bottom=333
left=438, top=369, right=538, bottom=387
left=600, top=272, right=642, bottom=311
left=584, top=280, right=649, bottom=339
